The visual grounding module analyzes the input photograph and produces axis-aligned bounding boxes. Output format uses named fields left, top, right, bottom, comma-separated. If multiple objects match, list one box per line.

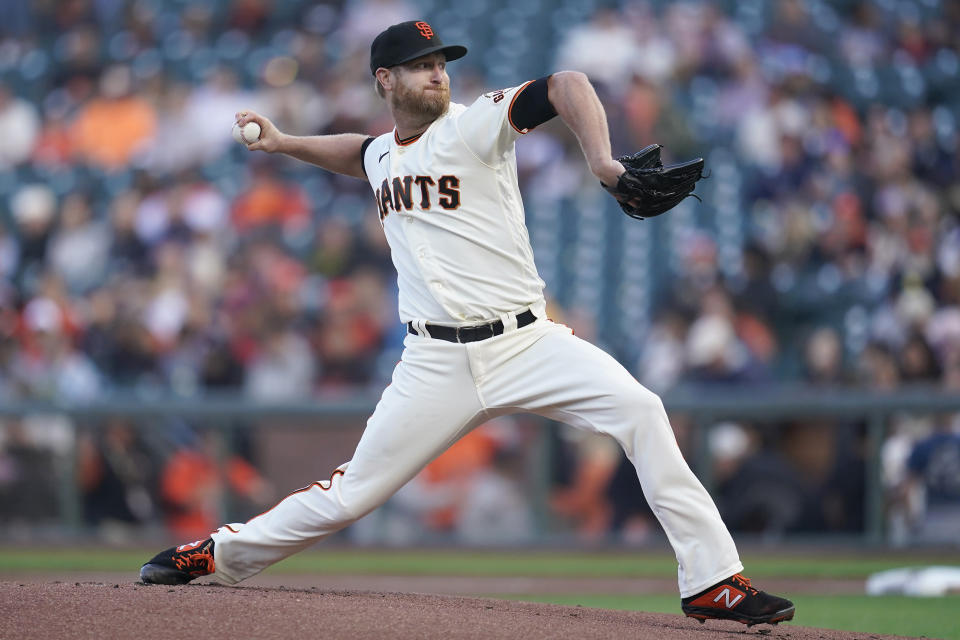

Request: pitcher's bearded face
left=391, top=79, right=449, bottom=118
left=389, top=55, right=450, bottom=120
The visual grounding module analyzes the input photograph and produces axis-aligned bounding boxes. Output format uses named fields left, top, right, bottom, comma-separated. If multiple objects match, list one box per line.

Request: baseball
left=232, top=121, right=261, bottom=145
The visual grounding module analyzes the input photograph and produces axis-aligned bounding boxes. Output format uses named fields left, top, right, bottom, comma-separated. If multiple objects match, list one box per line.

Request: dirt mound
left=1, top=581, right=913, bottom=640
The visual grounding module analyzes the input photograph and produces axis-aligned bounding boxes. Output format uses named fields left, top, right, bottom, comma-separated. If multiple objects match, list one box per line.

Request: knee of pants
left=331, top=485, right=392, bottom=525
left=620, top=383, right=667, bottom=420
left=336, top=500, right=374, bottom=525
left=605, top=385, right=670, bottom=440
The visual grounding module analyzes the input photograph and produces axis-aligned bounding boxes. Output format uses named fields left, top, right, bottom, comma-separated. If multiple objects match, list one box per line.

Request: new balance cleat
left=139, top=538, right=216, bottom=585
left=681, top=573, right=795, bottom=626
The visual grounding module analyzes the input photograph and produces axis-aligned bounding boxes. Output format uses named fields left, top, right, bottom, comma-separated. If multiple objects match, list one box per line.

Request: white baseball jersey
left=361, top=83, right=546, bottom=325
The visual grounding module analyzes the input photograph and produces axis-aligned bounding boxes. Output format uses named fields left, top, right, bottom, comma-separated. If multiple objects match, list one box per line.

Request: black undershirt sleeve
left=359, top=136, right=375, bottom=177
left=509, top=76, right=557, bottom=132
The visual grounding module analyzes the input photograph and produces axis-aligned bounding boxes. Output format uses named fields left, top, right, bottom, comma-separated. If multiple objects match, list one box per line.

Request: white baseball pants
left=211, top=319, right=742, bottom=596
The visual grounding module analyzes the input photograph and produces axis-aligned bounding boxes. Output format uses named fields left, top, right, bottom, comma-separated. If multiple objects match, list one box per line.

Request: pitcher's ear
left=375, top=68, right=393, bottom=93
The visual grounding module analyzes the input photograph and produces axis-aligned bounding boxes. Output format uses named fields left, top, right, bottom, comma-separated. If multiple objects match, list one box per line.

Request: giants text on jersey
left=362, top=82, right=547, bottom=325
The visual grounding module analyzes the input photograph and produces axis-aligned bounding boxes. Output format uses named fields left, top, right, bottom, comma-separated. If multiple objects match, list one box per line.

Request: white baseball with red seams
left=210, top=82, right=743, bottom=598
left=232, top=121, right=261, bottom=145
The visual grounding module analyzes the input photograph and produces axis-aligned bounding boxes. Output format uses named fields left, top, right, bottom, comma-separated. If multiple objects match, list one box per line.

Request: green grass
left=2, top=547, right=959, bottom=638
left=2, top=547, right=957, bottom=579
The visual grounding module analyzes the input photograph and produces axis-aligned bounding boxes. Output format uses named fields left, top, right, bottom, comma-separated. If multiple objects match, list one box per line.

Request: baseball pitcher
left=140, top=20, right=794, bottom=627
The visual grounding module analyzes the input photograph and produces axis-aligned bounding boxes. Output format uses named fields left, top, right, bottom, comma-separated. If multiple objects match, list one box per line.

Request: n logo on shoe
left=687, top=584, right=747, bottom=610
left=713, top=587, right=744, bottom=608
left=176, top=539, right=205, bottom=552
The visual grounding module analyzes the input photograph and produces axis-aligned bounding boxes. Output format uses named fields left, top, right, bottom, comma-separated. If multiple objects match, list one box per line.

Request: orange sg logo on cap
left=416, top=21, right=434, bottom=39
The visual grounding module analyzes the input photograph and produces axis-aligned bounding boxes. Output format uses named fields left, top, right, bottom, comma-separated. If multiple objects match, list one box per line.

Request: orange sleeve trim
left=246, top=468, right=346, bottom=523
left=507, top=80, right=536, bottom=135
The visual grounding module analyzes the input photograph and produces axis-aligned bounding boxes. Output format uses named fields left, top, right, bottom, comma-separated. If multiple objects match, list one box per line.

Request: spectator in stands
left=902, top=359, right=960, bottom=544
left=0, top=86, right=40, bottom=168
left=713, top=422, right=815, bottom=536
left=181, top=68, right=261, bottom=167
left=244, top=321, right=315, bottom=400
left=14, top=295, right=99, bottom=400
left=106, top=189, right=151, bottom=275
left=549, top=428, right=620, bottom=543
left=638, top=307, right=689, bottom=392
left=387, top=420, right=533, bottom=544
left=71, top=65, right=156, bottom=170
left=77, top=419, right=157, bottom=536
left=0, top=225, right=19, bottom=285
left=312, top=276, right=385, bottom=387
left=160, top=429, right=271, bottom=539
left=32, top=92, right=79, bottom=168
left=899, top=331, right=943, bottom=383
left=803, top=326, right=846, bottom=386
left=10, top=184, right=57, bottom=291
left=0, top=419, right=61, bottom=524
left=555, top=9, right=640, bottom=93
left=230, top=161, right=310, bottom=232
left=47, top=191, right=109, bottom=294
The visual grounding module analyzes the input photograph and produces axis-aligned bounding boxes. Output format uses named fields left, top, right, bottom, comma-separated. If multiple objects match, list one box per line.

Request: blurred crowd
left=0, top=1, right=406, bottom=406
left=1, top=0, right=959, bottom=544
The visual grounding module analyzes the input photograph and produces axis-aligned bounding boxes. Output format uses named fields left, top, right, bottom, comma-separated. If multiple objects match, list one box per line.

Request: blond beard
left=391, top=80, right=449, bottom=122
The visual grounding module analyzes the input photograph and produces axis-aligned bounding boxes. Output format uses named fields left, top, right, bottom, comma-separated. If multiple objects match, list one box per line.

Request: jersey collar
left=392, top=105, right=459, bottom=147
left=394, top=129, right=424, bottom=146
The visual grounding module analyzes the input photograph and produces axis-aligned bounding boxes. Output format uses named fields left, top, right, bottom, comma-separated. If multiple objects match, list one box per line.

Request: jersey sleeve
left=359, top=136, right=375, bottom=177
left=362, top=134, right=390, bottom=185
left=456, top=78, right=556, bottom=165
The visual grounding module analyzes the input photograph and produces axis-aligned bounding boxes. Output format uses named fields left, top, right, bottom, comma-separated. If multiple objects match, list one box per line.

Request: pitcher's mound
left=1, top=582, right=913, bottom=640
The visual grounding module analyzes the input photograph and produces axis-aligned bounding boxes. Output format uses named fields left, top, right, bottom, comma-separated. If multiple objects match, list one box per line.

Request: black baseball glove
left=601, top=144, right=705, bottom=220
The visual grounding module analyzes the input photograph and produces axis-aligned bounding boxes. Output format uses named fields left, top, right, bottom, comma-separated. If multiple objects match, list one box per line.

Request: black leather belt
left=408, top=309, right=537, bottom=343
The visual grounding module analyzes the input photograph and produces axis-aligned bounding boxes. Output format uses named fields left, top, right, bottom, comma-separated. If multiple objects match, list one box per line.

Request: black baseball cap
left=369, top=20, right=467, bottom=75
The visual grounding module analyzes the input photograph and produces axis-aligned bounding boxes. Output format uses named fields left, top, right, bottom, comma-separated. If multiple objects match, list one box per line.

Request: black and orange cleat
left=139, top=538, right=216, bottom=585
left=681, top=573, right=795, bottom=626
